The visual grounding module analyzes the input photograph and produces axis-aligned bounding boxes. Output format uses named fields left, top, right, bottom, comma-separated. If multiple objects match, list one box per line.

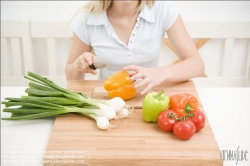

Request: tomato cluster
left=157, top=93, right=206, bottom=140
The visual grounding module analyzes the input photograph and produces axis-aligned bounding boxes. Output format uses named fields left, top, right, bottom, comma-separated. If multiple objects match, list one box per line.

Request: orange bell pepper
left=169, top=93, right=199, bottom=117
left=104, top=70, right=136, bottom=100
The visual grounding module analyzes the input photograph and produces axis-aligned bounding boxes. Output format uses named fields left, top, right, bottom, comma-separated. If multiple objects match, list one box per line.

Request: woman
left=65, top=1, right=204, bottom=95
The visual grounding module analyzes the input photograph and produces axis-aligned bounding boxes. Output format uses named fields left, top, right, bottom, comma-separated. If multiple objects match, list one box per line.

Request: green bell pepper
left=142, top=91, right=170, bottom=122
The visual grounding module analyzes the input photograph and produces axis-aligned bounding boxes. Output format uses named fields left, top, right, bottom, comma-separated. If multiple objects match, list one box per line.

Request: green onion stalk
left=1, top=71, right=131, bottom=130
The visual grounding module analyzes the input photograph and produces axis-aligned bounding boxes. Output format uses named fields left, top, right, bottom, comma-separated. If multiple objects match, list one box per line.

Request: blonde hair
left=71, top=0, right=155, bottom=21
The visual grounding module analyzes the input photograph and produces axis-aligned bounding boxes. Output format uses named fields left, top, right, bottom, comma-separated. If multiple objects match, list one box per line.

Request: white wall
left=175, top=1, right=250, bottom=22
left=1, top=1, right=250, bottom=79
left=2, top=1, right=250, bottom=22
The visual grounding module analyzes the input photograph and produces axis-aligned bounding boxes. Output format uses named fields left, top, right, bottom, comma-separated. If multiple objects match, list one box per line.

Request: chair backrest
left=1, top=21, right=250, bottom=87
left=1, top=21, right=99, bottom=87
left=162, top=22, right=250, bottom=87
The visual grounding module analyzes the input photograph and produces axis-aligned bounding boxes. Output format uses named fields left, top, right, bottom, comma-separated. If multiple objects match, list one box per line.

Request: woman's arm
left=65, top=32, right=97, bottom=80
left=124, top=15, right=205, bottom=95
left=163, top=15, right=205, bottom=82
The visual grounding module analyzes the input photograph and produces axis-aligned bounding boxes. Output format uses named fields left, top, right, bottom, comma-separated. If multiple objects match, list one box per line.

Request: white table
left=1, top=87, right=55, bottom=166
left=1, top=86, right=250, bottom=166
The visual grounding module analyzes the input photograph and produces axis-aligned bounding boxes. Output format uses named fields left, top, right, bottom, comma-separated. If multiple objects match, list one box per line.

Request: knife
left=89, top=61, right=106, bottom=70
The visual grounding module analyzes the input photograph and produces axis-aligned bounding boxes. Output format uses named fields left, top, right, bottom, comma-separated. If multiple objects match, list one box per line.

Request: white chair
left=1, top=21, right=250, bottom=87
left=1, top=21, right=98, bottom=87
left=162, top=22, right=250, bottom=87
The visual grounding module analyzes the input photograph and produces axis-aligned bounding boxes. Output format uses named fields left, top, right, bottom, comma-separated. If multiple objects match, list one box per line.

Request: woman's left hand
left=124, top=65, right=168, bottom=95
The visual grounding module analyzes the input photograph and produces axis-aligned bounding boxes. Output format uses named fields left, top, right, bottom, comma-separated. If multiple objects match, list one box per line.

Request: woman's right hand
left=74, top=52, right=98, bottom=75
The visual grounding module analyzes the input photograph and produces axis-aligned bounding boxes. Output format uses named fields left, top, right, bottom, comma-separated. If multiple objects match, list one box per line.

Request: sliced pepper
left=142, top=91, right=170, bottom=123
left=169, top=93, right=199, bottom=117
left=104, top=70, right=136, bottom=100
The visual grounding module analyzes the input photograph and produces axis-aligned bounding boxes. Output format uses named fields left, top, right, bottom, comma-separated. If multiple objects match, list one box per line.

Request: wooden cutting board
left=44, top=80, right=223, bottom=166
left=92, top=80, right=201, bottom=108
left=92, top=87, right=147, bottom=108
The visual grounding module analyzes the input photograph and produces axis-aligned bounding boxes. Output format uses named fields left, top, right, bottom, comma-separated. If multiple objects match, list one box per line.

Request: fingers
left=126, top=70, right=137, bottom=77
left=84, top=52, right=94, bottom=65
left=124, top=65, right=140, bottom=73
left=130, top=72, right=145, bottom=81
left=92, top=55, right=98, bottom=64
left=141, top=83, right=154, bottom=95
left=134, top=78, right=150, bottom=89
left=124, top=65, right=144, bottom=80
left=134, top=78, right=153, bottom=95
left=76, top=52, right=97, bottom=75
left=125, top=65, right=163, bottom=95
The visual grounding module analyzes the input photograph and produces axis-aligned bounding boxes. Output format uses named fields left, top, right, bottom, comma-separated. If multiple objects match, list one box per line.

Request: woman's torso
left=70, top=1, right=179, bottom=80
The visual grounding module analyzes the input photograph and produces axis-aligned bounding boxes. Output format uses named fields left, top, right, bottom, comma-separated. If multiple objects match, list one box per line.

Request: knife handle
left=89, top=64, right=96, bottom=70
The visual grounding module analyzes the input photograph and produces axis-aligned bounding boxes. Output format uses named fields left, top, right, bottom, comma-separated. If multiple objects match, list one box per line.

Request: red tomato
left=188, top=110, right=205, bottom=132
left=173, top=121, right=196, bottom=140
left=158, top=110, right=177, bottom=132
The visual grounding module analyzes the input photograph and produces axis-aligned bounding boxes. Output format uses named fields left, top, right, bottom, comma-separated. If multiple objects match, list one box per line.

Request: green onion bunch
left=1, top=71, right=130, bottom=130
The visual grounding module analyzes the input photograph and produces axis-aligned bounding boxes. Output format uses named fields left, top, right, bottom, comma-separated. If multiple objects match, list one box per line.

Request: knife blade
left=89, top=61, right=106, bottom=70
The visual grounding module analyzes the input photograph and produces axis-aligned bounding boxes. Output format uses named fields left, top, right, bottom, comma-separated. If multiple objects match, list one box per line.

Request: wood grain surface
left=44, top=80, right=223, bottom=166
